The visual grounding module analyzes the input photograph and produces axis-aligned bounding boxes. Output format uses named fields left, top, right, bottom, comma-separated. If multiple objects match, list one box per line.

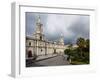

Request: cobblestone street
left=26, top=55, right=70, bottom=67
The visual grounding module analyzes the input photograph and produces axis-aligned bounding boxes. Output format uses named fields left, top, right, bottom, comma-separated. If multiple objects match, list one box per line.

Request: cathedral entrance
left=54, top=49, right=56, bottom=54
left=28, top=50, right=32, bottom=58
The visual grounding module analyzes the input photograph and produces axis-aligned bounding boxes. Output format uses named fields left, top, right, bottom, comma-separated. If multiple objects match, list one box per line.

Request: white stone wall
left=26, top=39, right=65, bottom=58
left=47, top=48, right=54, bottom=54
left=38, top=48, right=46, bottom=55
left=26, top=40, right=34, bottom=46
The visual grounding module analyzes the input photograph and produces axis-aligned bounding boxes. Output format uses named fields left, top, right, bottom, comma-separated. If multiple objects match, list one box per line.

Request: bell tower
left=59, top=33, right=64, bottom=45
left=34, top=16, right=44, bottom=40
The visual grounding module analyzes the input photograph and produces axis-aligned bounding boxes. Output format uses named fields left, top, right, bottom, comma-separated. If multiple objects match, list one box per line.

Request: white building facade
left=26, top=16, right=65, bottom=58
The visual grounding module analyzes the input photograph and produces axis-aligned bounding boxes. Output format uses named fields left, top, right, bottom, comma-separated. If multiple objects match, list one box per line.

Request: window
left=29, top=42, right=31, bottom=46
left=28, top=50, right=32, bottom=57
left=40, top=36, right=42, bottom=40
left=41, top=49, right=43, bottom=52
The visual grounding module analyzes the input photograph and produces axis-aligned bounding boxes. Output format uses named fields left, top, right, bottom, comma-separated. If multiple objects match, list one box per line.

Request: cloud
left=67, top=16, right=90, bottom=43
left=26, top=12, right=89, bottom=44
left=44, top=14, right=80, bottom=40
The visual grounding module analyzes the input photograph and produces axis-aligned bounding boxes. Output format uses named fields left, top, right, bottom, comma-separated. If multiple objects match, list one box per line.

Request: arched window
left=28, top=50, right=32, bottom=58
left=54, top=49, right=56, bottom=54
left=29, top=42, right=31, bottom=46
left=41, top=49, right=43, bottom=52
left=40, top=36, right=42, bottom=40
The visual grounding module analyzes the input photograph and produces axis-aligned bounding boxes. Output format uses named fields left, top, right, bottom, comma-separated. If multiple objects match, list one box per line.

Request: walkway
left=26, top=54, right=70, bottom=67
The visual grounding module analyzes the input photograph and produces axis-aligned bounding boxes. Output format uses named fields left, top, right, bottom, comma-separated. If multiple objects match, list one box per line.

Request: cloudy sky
left=26, top=12, right=89, bottom=44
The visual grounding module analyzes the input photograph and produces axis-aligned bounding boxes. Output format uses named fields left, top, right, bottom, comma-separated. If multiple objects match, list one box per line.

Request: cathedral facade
left=26, top=16, right=65, bottom=58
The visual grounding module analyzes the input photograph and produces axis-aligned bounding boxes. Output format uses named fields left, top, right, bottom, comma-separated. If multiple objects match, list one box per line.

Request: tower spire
left=35, top=15, right=44, bottom=40
left=59, top=33, right=64, bottom=45
left=37, top=15, right=41, bottom=23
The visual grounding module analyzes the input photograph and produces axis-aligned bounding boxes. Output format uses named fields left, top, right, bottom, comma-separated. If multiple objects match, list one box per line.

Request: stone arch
left=28, top=50, right=32, bottom=58
left=40, top=36, right=42, bottom=40
left=54, top=49, right=56, bottom=54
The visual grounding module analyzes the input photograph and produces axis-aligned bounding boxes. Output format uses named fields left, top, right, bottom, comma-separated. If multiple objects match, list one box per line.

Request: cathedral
left=26, top=16, right=65, bottom=58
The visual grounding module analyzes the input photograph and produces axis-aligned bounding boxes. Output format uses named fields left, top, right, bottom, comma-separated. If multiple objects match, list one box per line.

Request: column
left=36, top=40, right=38, bottom=55
left=45, top=42, right=47, bottom=55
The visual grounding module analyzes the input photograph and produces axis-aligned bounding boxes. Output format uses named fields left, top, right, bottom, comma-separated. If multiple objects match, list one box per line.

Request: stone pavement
left=36, top=54, right=58, bottom=61
left=26, top=54, right=58, bottom=62
left=26, top=55, right=70, bottom=67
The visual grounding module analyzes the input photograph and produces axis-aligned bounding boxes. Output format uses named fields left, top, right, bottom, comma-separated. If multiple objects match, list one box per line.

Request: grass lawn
left=71, top=60, right=89, bottom=65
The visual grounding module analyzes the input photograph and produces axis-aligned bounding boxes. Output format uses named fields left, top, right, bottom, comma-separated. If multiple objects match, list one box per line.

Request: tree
left=68, top=43, right=73, bottom=50
left=76, top=37, right=85, bottom=57
left=85, top=39, right=89, bottom=52
left=64, top=38, right=90, bottom=64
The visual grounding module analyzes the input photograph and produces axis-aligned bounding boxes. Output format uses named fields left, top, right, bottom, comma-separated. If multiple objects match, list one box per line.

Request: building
left=26, top=16, right=65, bottom=58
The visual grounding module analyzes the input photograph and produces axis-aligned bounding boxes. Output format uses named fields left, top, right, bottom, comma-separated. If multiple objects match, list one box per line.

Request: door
left=28, top=50, right=32, bottom=58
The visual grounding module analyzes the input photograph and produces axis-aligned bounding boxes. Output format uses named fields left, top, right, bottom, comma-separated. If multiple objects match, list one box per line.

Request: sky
left=26, top=12, right=90, bottom=44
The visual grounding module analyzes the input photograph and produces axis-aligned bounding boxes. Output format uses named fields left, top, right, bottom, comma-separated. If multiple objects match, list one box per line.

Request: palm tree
left=85, top=39, right=89, bottom=52
left=76, top=37, right=85, bottom=57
